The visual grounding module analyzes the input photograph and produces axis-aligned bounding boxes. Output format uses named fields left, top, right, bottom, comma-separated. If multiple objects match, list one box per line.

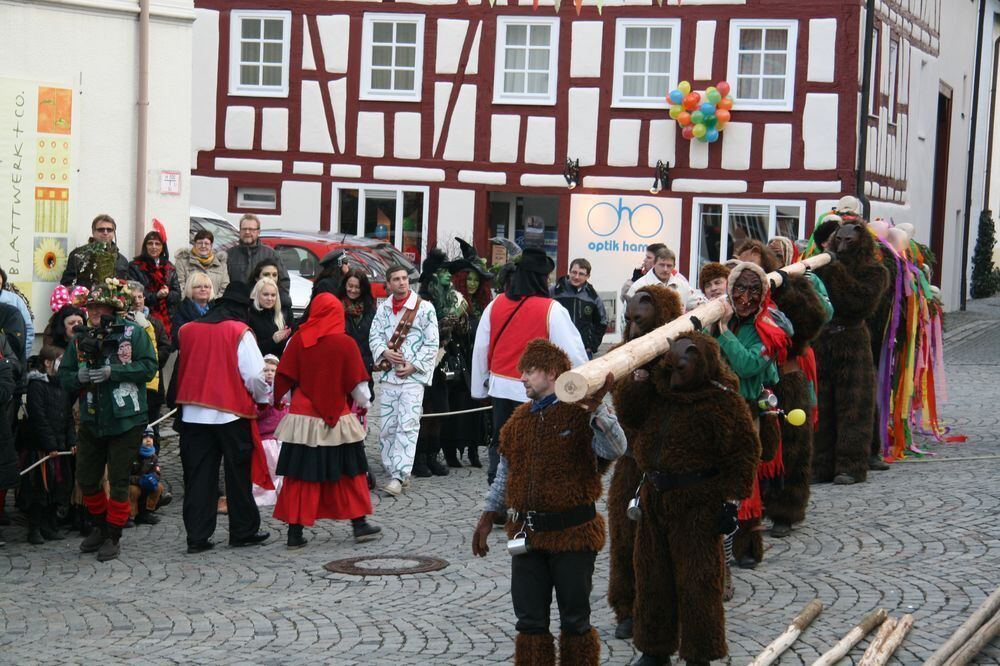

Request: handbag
left=374, top=297, right=422, bottom=372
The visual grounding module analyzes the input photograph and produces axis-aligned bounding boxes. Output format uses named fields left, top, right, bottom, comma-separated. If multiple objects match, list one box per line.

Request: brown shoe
left=217, top=497, right=228, bottom=515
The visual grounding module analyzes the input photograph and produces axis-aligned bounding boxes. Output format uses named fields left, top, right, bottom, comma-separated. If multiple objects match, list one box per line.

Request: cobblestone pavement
left=2, top=299, right=999, bottom=665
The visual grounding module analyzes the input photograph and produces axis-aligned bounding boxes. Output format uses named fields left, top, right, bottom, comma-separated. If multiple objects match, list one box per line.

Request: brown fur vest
left=500, top=401, right=606, bottom=553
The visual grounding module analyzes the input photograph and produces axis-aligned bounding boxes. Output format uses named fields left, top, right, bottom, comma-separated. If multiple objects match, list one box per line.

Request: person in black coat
left=127, top=230, right=181, bottom=339
left=249, top=259, right=294, bottom=327
left=171, top=272, right=215, bottom=350
left=249, top=277, right=292, bottom=358
left=0, top=336, right=18, bottom=543
left=337, top=269, right=376, bottom=375
left=17, top=346, right=75, bottom=544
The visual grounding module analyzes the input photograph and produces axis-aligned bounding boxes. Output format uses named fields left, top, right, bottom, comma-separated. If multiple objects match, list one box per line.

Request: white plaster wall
left=302, top=17, right=316, bottom=70
left=2, top=0, right=194, bottom=265
left=300, top=81, right=334, bottom=154
left=225, top=107, right=255, bottom=150
left=280, top=181, right=322, bottom=231
left=524, top=116, right=555, bottom=165
left=490, top=115, right=520, bottom=163
left=570, top=22, right=603, bottom=78
left=190, top=175, right=230, bottom=218
left=802, top=93, right=838, bottom=170
left=567, top=88, right=600, bottom=166
left=436, top=188, right=476, bottom=248
left=608, top=119, right=640, bottom=167
left=394, top=112, right=422, bottom=159
left=433, top=82, right=452, bottom=154
left=807, top=19, right=837, bottom=83
left=443, top=85, right=476, bottom=161
left=693, top=21, right=716, bottom=81
left=762, top=124, right=792, bottom=169
left=647, top=119, right=676, bottom=167
left=356, top=112, right=385, bottom=158
left=261, top=108, right=289, bottom=152
left=436, top=19, right=469, bottom=74
left=190, top=8, right=218, bottom=167
left=316, top=15, right=350, bottom=74
left=720, top=122, right=752, bottom=170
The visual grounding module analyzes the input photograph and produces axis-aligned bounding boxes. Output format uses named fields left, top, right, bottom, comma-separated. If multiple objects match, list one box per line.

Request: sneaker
left=401, top=478, right=412, bottom=489
left=383, top=479, right=403, bottom=497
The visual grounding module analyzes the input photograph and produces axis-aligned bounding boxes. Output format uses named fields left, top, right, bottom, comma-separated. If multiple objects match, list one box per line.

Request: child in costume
left=128, top=428, right=164, bottom=525
left=253, top=354, right=287, bottom=506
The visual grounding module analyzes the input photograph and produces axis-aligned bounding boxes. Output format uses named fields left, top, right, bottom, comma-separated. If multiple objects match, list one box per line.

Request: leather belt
left=513, top=503, right=597, bottom=532
left=648, top=468, right=719, bottom=491
left=781, top=357, right=801, bottom=375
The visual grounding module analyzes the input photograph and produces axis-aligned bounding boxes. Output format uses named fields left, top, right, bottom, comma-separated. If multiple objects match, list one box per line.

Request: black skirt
left=276, top=441, right=369, bottom=483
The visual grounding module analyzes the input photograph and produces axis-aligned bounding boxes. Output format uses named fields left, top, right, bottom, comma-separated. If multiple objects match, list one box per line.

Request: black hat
left=419, top=248, right=450, bottom=288
left=446, top=238, right=493, bottom=278
left=218, top=281, right=252, bottom=306
left=517, top=247, right=555, bottom=275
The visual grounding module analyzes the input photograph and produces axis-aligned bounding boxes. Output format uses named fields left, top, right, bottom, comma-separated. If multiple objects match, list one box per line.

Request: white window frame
left=611, top=18, right=682, bottom=109
left=493, top=16, right=560, bottom=106
left=228, top=10, right=292, bottom=98
left=689, top=198, right=806, bottom=280
left=726, top=19, right=798, bottom=112
left=330, top=183, right=430, bottom=263
left=236, top=186, right=278, bottom=210
left=360, top=13, right=426, bottom=102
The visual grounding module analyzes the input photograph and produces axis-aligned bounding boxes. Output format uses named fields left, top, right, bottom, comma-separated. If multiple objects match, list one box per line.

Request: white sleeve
left=350, top=381, right=372, bottom=410
left=548, top=302, right=589, bottom=368
left=470, top=301, right=494, bottom=399
left=625, top=271, right=652, bottom=299
left=237, top=330, right=269, bottom=402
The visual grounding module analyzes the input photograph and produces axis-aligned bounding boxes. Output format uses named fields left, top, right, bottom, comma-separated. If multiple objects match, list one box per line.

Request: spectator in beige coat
left=175, top=230, right=229, bottom=298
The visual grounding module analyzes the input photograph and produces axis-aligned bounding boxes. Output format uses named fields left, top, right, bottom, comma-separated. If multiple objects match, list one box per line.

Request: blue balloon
left=669, top=89, right=684, bottom=105
left=706, top=127, right=720, bottom=143
left=700, top=102, right=717, bottom=116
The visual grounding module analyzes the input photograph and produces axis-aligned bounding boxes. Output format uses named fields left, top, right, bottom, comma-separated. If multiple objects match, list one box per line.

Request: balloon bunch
left=667, top=80, right=734, bottom=143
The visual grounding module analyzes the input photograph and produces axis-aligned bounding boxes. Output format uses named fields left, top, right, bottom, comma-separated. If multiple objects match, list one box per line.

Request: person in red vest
left=174, top=282, right=271, bottom=554
left=470, top=247, right=588, bottom=500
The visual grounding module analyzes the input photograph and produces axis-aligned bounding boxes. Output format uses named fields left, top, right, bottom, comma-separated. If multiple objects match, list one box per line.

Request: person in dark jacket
left=227, top=214, right=290, bottom=297
left=300, top=250, right=351, bottom=325
left=127, top=230, right=181, bottom=339
left=551, top=259, right=608, bottom=358
left=249, top=259, right=293, bottom=327
left=171, top=273, right=215, bottom=350
left=337, top=269, right=376, bottom=375
left=44, top=305, right=86, bottom=352
left=60, top=214, right=130, bottom=287
left=0, top=337, right=19, bottom=543
left=18, top=346, right=76, bottom=544
left=249, top=277, right=291, bottom=358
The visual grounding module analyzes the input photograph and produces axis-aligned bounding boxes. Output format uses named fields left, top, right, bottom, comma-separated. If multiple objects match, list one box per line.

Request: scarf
left=297, top=293, right=345, bottom=348
left=194, top=253, right=216, bottom=267
left=343, top=299, right=364, bottom=319
left=391, top=291, right=410, bottom=315
left=133, top=256, right=173, bottom=336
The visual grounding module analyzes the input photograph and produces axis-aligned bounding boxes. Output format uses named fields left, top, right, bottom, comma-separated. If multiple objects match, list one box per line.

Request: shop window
left=229, top=10, right=292, bottom=97
left=335, top=185, right=427, bottom=266
left=488, top=193, right=559, bottom=268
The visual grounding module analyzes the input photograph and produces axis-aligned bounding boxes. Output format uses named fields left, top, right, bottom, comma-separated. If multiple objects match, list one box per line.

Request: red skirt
left=272, top=473, right=372, bottom=526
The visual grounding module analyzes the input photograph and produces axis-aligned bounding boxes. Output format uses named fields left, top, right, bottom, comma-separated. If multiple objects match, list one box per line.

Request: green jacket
left=59, top=317, right=158, bottom=437
left=715, top=319, right=778, bottom=401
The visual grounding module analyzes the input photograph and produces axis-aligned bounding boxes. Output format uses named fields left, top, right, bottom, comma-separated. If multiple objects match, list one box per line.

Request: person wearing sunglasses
left=60, top=214, right=130, bottom=288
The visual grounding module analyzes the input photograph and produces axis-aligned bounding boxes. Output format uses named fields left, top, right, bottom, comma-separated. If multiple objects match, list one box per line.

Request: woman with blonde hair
left=171, top=272, right=215, bottom=350
left=249, top=277, right=292, bottom=358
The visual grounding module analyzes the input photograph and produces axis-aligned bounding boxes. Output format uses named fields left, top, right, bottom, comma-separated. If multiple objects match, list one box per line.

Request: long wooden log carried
left=925, top=586, right=1000, bottom=666
left=748, top=599, right=824, bottom=666
left=556, top=253, right=834, bottom=402
left=812, top=608, right=888, bottom=666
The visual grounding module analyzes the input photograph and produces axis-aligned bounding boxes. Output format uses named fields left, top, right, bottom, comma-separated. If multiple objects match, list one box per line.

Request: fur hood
left=727, top=261, right=769, bottom=318
left=518, top=338, right=571, bottom=376
left=635, top=284, right=682, bottom=328
left=26, top=369, right=49, bottom=383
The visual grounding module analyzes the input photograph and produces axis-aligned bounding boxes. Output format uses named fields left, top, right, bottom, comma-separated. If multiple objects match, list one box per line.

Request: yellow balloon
left=669, top=104, right=683, bottom=119
left=678, top=80, right=691, bottom=95
left=786, top=409, right=807, bottom=427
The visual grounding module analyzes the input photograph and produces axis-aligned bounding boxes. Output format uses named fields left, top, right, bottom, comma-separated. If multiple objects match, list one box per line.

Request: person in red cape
left=272, top=293, right=382, bottom=548
left=174, top=281, right=272, bottom=554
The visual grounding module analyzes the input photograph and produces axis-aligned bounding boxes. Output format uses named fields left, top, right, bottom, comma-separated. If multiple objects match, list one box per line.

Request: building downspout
left=982, top=34, right=999, bottom=209
left=856, top=0, right=877, bottom=220
left=960, top=0, right=988, bottom=310
left=134, top=0, right=150, bottom=255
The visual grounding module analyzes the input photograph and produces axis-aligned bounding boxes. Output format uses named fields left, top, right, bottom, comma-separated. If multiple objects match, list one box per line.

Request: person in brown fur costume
left=606, top=285, right=683, bottom=640
left=615, top=332, right=760, bottom=666
left=813, top=223, right=889, bottom=484
left=472, top=339, right=626, bottom=666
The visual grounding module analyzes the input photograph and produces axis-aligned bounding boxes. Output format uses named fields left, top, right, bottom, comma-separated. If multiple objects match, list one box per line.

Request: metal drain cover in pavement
left=324, top=554, right=449, bottom=576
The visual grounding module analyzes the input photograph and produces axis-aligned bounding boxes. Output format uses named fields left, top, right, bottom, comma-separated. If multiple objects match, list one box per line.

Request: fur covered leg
left=732, top=518, right=763, bottom=567
left=515, top=632, right=555, bottom=666
left=833, top=332, right=876, bottom=483
left=632, top=495, right=680, bottom=659
left=765, top=372, right=813, bottom=527
left=672, top=509, right=728, bottom=663
left=558, top=628, right=600, bottom=666
left=607, top=457, right=642, bottom=624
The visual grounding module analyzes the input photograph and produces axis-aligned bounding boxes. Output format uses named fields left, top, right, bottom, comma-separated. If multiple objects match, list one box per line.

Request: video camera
left=73, top=315, right=126, bottom=365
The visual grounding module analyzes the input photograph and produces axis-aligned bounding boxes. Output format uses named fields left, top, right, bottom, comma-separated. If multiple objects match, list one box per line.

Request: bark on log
left=748, top=599, right=824, bottom=666
left=556, top=253, right=834, bottom=402
left=858, top=616, right=898, bottom=666
left=925, top=586, right=1000, bottom=666
left=867, top=614, right=913, bottom=666
left=812, top=608, right=888, bottom=666
left=942, top=612, right=1000, bottom=666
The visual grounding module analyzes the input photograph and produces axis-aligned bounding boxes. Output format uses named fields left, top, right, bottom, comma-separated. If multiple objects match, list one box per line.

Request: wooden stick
left=925, top=586, right=1000, bottom=666
left=555, top=253, right=834, bottom=402
left=942, top=611, right=1000, bottom=666
left=858, top=616, right=898, bottom=666
left=867, top=614, right=913, bottom=666
left=749, top=599, right=824, bottom=666
left=812, top=608, right=888, bottom=666
left=19, top=451, right=74, bottom=477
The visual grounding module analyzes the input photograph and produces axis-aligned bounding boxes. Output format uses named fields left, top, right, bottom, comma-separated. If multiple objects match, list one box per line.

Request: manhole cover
left=324, top=554, right=449, bottom=576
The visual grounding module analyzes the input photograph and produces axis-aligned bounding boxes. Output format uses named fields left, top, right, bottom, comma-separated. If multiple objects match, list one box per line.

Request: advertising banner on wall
left=0, top=77, right=76, bottom=335
left=567, top=193, right=683, bottom=342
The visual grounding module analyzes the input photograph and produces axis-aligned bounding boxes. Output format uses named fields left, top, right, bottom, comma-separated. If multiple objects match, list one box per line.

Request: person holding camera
left=471, top=339, right=624, bottom=666
left=59, top=279, right=158, bottom=562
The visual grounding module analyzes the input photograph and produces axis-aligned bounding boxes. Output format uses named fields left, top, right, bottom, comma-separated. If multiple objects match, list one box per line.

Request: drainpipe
left=960, top=0, right=988, bottom=310
left=982, top=34, right=999, bottom=209
left=856, top=0, right=876, bottom=220
left=135, top=0, right=150, bottom=255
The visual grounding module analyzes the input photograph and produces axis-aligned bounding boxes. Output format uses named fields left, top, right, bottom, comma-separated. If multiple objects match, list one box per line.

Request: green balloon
left=704, top=114, right=718, bottom=127
left=707, top=89, right=722, bottom=104
left=692, top=124, right=707, bottom=138
left=690, top=110, right=704, bottom=125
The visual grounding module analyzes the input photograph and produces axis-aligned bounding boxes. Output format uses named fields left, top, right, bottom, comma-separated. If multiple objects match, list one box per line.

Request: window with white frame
left=887, top=38, right=899, bottom=123
left=236, top=186, right=278, bottom=211
left=360, top=14, right=425, bottom=101
left=612, top=19, right=681, bottom=108
left=691, top=200, right=805, bottom=283
left=493, top=17, right=560, bottom=105
left=334, top=185, right=428, bottom=266
left=229, top=10, right=292, bottom=97
left=727, top=20, right=798, bottom=111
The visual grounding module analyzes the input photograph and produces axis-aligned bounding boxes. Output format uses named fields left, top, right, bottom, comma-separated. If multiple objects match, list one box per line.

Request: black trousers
left=487, top=397, right=521, bottom=485
left=179, top=418, right=260, bottom=545
left=511, top=548, right=597, bottom=635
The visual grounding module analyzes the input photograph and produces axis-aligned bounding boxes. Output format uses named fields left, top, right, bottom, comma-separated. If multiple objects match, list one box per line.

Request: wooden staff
left=943, top=611, right=1000, bottom=666
left=858, top=615, right=898, bottom=666
left=925, top=586, right=1000, bottom=666
left=812, top=608, right=888, bottom=666
left=749, top=599, right=824, bottom=666
left=862, top=614, right=913, bottom=666
left=555, top=253, right=834, bottom=402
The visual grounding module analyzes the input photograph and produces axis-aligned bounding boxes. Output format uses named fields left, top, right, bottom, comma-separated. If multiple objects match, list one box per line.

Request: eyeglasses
left=94, top=227, right=115, bottom=233
left=241, top=226, right=260, bottom=232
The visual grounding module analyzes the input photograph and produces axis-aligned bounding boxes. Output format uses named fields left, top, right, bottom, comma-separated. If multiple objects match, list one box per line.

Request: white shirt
left=625, top=269, right=705, bottom=311
left=182, top=330, right=269, bottom=424
left=470, top=298, right=589, bottom=402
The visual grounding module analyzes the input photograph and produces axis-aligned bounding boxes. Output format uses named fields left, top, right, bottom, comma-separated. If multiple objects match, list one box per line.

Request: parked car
left=189, top=206, right=239, bottom=247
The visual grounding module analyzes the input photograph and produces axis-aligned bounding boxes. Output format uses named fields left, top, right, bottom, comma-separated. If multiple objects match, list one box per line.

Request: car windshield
left=190, top=217, right=239, bottom=248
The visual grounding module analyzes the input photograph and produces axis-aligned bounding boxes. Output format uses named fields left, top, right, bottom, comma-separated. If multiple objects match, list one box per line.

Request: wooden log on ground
left=925, top=586, right=1000, bottom=666
left=943, top=611, right=1000, bottom=666
left=812, top=608, right=888, bottom=666
left=868, top=614, right=913, bottom=666
left=748, top=599, right=824, bottom=666
left=858, top=616, right=899, bottom=666
left=555, top=253, right=834, bottom=402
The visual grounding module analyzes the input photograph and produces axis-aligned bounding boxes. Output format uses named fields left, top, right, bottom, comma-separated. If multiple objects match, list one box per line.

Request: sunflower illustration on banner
left=667, top=80, right=734, bottom=143
left=33, top=237, right=68, bottom=282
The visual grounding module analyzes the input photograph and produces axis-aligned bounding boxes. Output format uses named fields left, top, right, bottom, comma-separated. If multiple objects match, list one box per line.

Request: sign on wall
left=567, top=193, right=683, bottom=343
left=0, top=78, right=76, bottom=333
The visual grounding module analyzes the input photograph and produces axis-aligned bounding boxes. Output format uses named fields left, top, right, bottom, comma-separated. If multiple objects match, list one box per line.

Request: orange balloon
left=718, top=97, right=734, bottom=111
left=677, top=111, right=692, bottom=127
left=715, top=109, right=731, bottom=124
left=682, top=92, right=701, bottom=111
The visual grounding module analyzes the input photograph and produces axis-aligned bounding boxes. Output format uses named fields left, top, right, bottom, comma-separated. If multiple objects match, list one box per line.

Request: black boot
left=97, top=524, right=122, bottom=562
left=411, top=453, right=433, bottom=478
left=287, top=524, right=307, bottom=549
left=632, top=653, right=671, bottom=665
left=868, top=454, right=890, bottom=471
left=80, top=515, right=106, bottom=553
left=427, top=448, right=449, bottom=477
left=614, top=616, right=634, bottom=639
left=351, top=517, right=382, bottom=543
left=135, top=511, right=160, bottom=526
left=27, top=507, right=45, bottom=545
left=444, top=446, right=463, bottom=468
left=467, top=445, right=482, bottom=468
left=40, top=507, right=65, bottom=540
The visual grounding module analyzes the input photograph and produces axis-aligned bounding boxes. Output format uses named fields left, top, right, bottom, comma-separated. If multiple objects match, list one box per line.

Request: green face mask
left=465, top=272, right=480, bottom=295
left=436, top=269, right=452, bottom=287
